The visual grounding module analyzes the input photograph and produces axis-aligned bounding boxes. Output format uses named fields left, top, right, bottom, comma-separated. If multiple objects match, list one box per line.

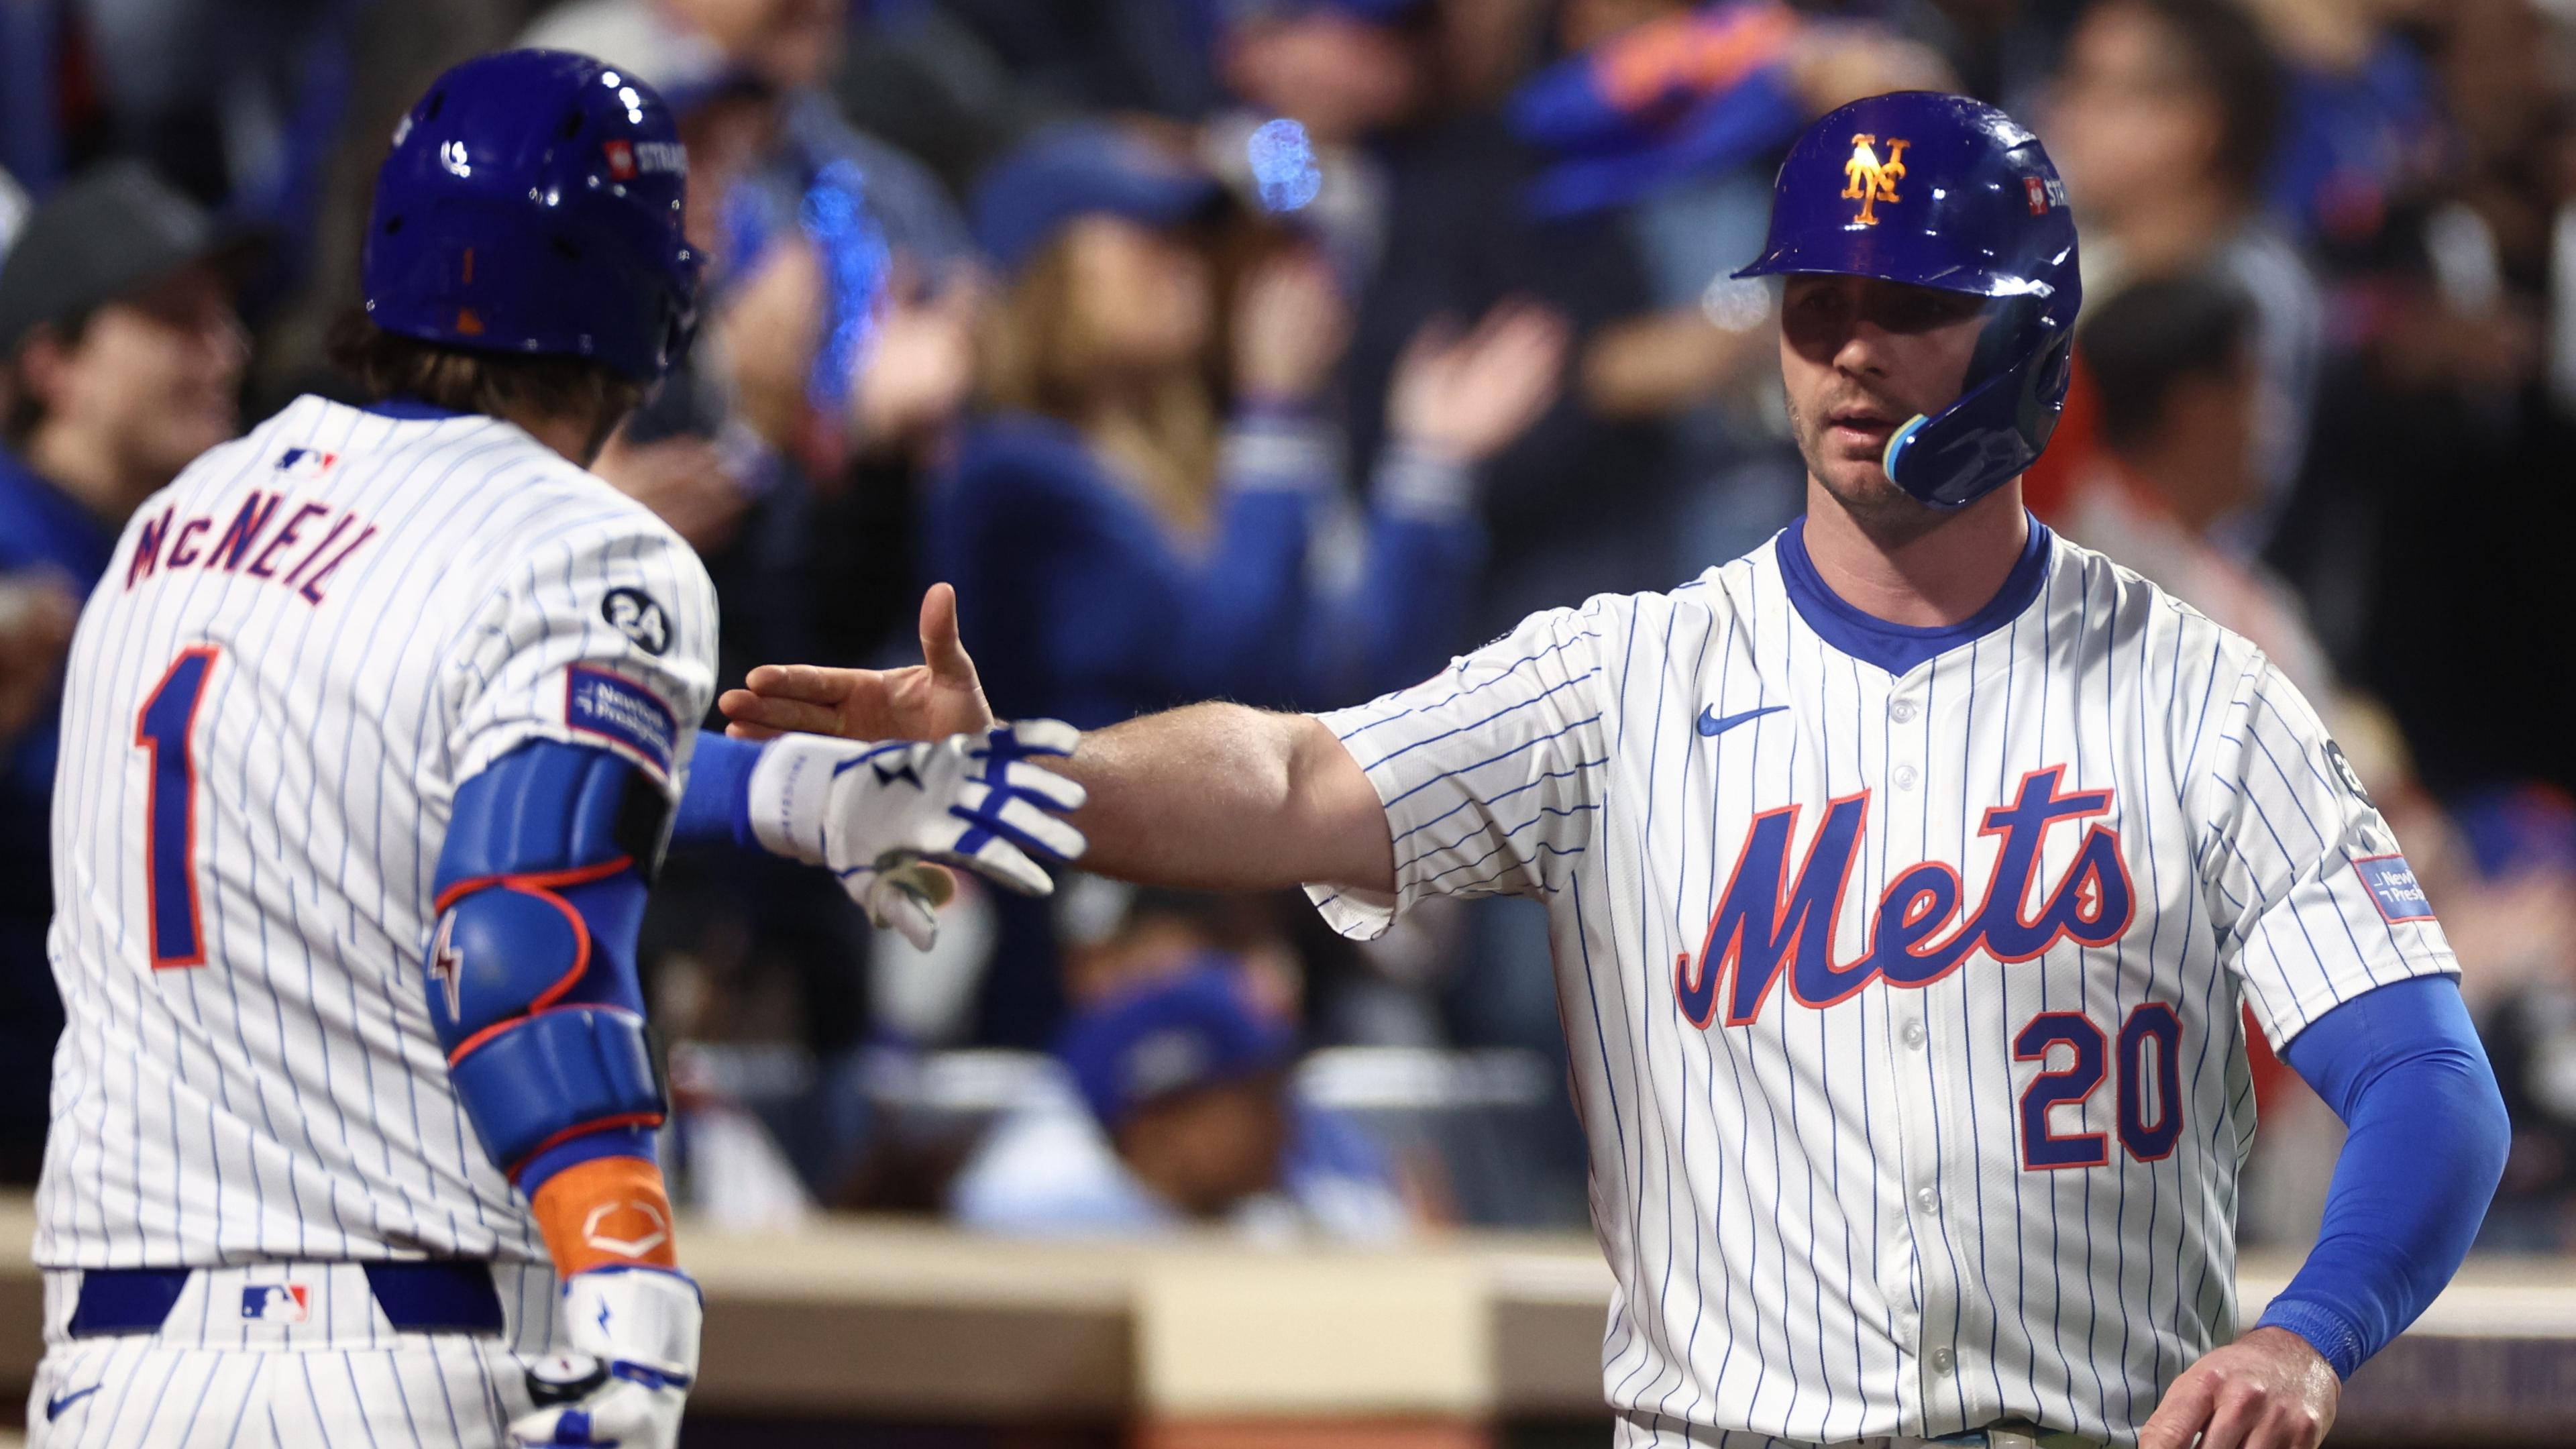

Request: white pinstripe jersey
left=38, top=394, right=717, bottom=1271
left=1308, top=519, right=2457, bottom=1448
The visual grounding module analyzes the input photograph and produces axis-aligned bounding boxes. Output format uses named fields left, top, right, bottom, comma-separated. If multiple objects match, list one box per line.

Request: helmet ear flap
left=1883, top=314, right=2073, bottom=510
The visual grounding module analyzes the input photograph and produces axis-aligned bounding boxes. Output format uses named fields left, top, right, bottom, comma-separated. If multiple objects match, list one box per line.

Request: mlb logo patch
left=2354, top=854, right=2436, bottom=923
left=275, top=447, right=339, bottom=478
left=241, top=1284, right=310, bottom=1324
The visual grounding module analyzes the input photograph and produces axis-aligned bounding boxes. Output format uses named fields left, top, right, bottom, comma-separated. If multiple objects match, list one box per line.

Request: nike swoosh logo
left=47, top=1384, right=100, bottom=1419
left=1697, top=704, right=1785, bottom=738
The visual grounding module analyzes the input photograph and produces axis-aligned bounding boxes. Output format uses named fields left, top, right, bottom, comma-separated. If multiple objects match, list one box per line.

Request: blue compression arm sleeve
left=670, top=729, right=761, bottom=851
left=2256, top=975, right=2508, bottom=1377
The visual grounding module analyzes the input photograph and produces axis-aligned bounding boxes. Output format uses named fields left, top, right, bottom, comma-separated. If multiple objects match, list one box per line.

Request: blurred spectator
left=2247, top=0, right=2443, bottom=249
left=0, top=160, right=253, bottom=1181
left=934, top=123, right=1560, bottom=1046
left=2046, top=0, right=2322, bottom=548
left=2061, top=272, right=2337, bottom=704
left=941, top=122, right=1560, bottom=732
left=2263, top=0, right=2576, bottom=800
left=950, top=961, right=1409, bottom=1239
left=1199, top=0, right=1434, bottom=283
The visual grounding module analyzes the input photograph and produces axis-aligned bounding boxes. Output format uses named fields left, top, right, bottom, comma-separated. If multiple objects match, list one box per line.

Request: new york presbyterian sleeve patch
left=564, top=665, right=678, bottom=778
left=2353, top=853, right=2437, bottom=923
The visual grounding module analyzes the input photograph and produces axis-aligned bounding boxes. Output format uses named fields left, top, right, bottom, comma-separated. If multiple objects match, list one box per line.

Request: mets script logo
left=1843, top=133, right=1911, bottom=226
left=1676, top=766, right=2134, bottom=1028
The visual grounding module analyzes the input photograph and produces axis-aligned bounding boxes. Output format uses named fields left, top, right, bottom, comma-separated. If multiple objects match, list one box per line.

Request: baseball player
left=30, top=50, right=1085, bottom=1448
left=727, top=93, right=2510, bottom=1448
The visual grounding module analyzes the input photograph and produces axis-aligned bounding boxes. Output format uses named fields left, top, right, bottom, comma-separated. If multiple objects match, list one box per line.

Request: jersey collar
left=361, top=395, right=466, bottom=421
left=1775, top=511, right=2054, bottom=676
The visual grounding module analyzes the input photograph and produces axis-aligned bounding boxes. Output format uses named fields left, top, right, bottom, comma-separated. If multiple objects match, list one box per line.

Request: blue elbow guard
left=429, top=741, right=670, bottom=1181
left=447, top=1006, right=663, bottom=1176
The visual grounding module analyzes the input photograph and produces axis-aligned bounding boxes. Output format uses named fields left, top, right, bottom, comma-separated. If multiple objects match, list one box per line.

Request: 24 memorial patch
left=602, top=587, right=672, bottom=655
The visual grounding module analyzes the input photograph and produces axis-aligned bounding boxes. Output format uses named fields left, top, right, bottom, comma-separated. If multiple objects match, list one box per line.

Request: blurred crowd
left=3, top=0, right=2575, bottom=1248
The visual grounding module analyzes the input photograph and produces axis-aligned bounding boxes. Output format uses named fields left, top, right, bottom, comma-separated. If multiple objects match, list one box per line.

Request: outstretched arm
left=1064, top=704, right=1394, bottom=894
left=719, top=588, right=1394, bottom=896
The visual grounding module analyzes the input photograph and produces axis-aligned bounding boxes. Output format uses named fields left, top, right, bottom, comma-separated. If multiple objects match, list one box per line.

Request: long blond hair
left=977, top=235, right=1220, bottom=537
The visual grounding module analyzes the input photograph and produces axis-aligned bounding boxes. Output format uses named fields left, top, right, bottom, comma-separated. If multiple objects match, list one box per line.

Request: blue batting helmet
left=362, top=50, right=700, bottom=382
left=1735, top=91, right=2080, bottom=510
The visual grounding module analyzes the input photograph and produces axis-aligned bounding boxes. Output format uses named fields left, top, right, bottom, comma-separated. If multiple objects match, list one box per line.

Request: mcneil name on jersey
left=1678, top=763, right=2134, bottom=1029
left=123, top=451, right=381, bottom=607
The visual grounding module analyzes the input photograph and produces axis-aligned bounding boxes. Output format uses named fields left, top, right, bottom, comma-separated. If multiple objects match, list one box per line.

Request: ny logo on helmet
left=1842, top=134, right=1911, bottom=226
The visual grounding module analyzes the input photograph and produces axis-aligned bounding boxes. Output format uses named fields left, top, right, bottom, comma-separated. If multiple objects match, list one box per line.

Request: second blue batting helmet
left=362, top=50, right=700, bottom=382
left=1735, top=91, right=2080, bottom=510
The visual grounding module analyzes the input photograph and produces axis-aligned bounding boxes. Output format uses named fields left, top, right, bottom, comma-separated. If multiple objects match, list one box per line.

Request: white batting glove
left=746, top=719, right=1088, bottom=949
left=510, top=1268, right=700, bottom=1448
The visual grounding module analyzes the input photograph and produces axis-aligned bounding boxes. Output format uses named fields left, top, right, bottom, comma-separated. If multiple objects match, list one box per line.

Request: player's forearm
left=1063, top=702, right=1395, bottom=894
left=2261, top=977, right=2509, bottom=1376
left=530, top=1155, right=681, bottom=1277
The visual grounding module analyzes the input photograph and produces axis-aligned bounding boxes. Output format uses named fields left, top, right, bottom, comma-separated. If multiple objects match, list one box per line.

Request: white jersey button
left=1915, top=1185, right=1939, bottom=1213
left=1930, top=1347, right=1955, bottom=1375
left=1894, top=764, right=1920, bottom=790
left=1890, top=699, right=1919, bottom=724
left=1902, top=1019, right=1927, bottom=1048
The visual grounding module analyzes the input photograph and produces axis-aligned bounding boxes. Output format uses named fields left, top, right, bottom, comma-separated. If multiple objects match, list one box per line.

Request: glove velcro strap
left=745, top=737, right=845, bottom=865
left=564, top=1267, right=703, bottom=1383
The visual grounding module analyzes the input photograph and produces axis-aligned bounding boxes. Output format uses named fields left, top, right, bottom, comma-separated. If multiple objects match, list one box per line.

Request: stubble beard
left=1784, top=390, right=1951, bottom=549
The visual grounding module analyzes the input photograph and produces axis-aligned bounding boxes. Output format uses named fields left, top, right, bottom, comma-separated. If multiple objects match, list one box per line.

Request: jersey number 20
left=2013, top=1004, right=2184, bottom=1169
left=137, top=646, right=219, bottom=969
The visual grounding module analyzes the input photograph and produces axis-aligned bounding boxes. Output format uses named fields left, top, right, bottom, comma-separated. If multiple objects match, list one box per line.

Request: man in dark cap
left=0, top=160, right=256, bottom=1181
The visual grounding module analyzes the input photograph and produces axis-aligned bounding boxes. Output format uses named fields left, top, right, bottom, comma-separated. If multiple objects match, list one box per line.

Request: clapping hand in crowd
left=852, top=266, right=983, bottom=449
left=1232, top=246, right=1352, bottom=407
left=1389, top=299, right=1572, bottom=463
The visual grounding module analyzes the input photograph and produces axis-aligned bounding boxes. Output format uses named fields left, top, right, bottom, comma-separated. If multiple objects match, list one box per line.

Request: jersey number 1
left=138, top=647, right=219, bottom=968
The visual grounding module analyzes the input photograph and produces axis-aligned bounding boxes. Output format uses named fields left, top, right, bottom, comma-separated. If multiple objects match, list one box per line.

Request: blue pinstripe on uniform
left=1302, top=527, right=2460, bottom=1447
left=35, top=395, right=720, bottom=1446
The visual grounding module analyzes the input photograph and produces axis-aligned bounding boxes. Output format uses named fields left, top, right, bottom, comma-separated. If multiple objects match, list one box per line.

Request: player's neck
left=496, top=402, right=619, bottom=468
left=1799, top=480, right=2031, bottom=628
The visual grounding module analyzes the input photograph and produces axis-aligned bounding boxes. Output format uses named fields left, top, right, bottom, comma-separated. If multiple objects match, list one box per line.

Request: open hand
left=720, top=583, right=996, bottom=743
left=1388, top=299, right=1570, bottom=463
left=1234, top=246, right=1352, bottom=406
left=2138, top=1326, right=2339, bottom=1449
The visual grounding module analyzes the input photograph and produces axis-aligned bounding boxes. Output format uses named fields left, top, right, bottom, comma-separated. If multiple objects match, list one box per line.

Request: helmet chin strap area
left=1882, top=414, right=1935, bottom=502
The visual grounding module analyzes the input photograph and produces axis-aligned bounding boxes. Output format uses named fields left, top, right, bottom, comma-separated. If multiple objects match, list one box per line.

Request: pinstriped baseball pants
left=28, top=1263, right=561, bottom=1448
